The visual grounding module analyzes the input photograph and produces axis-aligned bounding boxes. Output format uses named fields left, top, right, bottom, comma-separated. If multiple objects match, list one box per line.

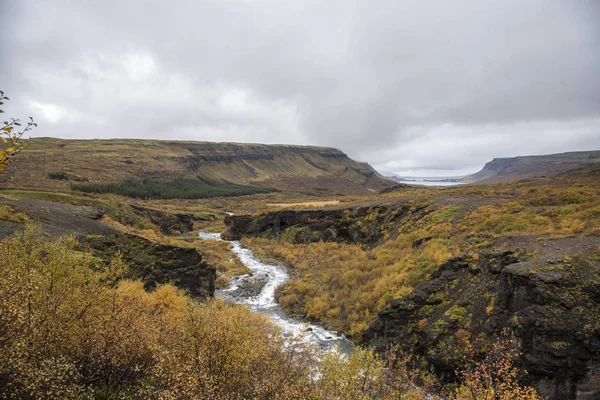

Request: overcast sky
left=2, top=0, right=599, bottom=177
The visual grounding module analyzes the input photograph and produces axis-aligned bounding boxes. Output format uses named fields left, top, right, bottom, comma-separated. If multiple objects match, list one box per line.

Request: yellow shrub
left=245, top=234, right=456, bottom=338
left=0, top=204, right=29, bottom=223
left=0, top=225, right=543, bottom=399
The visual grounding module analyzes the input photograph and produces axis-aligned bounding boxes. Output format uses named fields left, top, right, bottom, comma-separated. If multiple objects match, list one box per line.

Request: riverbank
left=198, top=231, right=353, bottom=354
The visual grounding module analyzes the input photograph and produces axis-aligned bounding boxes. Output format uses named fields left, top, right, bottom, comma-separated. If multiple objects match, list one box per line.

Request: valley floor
left=1, top=171, right=599, bottom=399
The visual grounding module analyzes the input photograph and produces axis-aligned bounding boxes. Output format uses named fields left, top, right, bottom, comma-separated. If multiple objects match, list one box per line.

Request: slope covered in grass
left=1, top=138, right=393, bottom=195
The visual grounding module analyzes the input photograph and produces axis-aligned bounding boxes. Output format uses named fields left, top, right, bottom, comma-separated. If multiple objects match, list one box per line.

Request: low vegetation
left=48, top=171, right=69, bottom=180
left=71, top=178, right=278, bottom=200
left=0, top=204, right=28, bottom=224
left=245, top=232, right=456, bottom=337
left=0, top=226, right=542, bottom=399
left=243, top=178, right=600, bottom=339
left=48, top=171, right=88, bottom=181
left=1, top=137, right=391, bottom=196
left=193, top=238, right=251, bottom=287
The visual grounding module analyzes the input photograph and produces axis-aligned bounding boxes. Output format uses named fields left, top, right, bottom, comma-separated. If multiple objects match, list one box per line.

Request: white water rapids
left=198, top=232, right=353, bottom=354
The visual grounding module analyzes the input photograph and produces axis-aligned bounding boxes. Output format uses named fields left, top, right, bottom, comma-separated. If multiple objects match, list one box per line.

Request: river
left=198, top=232, right=353, bottom=354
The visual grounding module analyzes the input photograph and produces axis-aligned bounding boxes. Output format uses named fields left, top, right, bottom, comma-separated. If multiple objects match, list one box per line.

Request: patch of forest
left=71, top=178, right=278, bottom=199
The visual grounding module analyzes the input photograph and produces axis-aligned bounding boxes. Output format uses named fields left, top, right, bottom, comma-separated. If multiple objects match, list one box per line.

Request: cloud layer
left=2, top=0, right=599, bottom=176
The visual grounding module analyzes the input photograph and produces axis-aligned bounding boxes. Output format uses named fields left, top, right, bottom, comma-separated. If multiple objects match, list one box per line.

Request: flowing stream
left=198, top=232, right=353, bottom=354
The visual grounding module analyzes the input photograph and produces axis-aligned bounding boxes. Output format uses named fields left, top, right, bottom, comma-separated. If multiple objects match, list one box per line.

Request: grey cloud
left=1, top=0, right=599, bottom=176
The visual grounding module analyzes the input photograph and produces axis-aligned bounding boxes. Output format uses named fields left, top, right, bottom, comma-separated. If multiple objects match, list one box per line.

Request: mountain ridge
left=1, top=137, right=394, bottom=195
left=463, top=150, right=600, bottom=184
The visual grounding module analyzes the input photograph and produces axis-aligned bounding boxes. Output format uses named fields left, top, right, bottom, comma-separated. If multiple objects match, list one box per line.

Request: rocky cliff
left=129, top=204, right=201, bottom=235
left=223, top=203, right=409, bottom=245
left=0, top=192, right=216, bottom=298
left=1, top=138, right=394, bottom=195
left=363, top=236, right=600, bottom=400
left=86, top=232, right=216, bottom=298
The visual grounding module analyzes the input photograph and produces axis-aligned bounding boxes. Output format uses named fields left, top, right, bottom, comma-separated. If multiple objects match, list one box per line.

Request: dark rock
left=1, top=197, right=116, bottom=238
left=224, top=276, right=267, bottom=299
left=412, top=236, right=433, bottom=248
left=130, top=204, right=201, bottom=235
left=86, top=232, right=215, bottom=298
left=0, top=220, right=24, bottom=240
left=363, top=244, right=600, bottom=400
left=90, top=207, right=107, bottom=220
left=378, top=184, right=410, bottom=194
left=223, top=204, right=410, bottom=246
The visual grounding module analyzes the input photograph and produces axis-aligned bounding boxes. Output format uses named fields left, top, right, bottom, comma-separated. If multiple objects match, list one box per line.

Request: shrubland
left=244, top=234, right=455, bottom=337
left=0, top=89, right=37, bottom=171
left=242, top=178, right=600, bottom=340
left=0, top=225, right=311, bottom=399
left=0, top=225, right=542, bottom=399
left=192, top=238, right=251, bottom=287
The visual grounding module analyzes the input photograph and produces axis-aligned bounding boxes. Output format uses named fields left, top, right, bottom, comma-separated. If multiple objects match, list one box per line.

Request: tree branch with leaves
left=0, top=90, right=37, bottom=171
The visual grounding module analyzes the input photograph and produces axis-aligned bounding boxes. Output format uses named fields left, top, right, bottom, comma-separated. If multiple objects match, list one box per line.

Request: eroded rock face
left=223, top=204, right=409, bottom=246
left=129, top=204, right=201, bottom=235
left=363, top=238, right=600, bottom=400
left=86, top=232, right=215, bottom=298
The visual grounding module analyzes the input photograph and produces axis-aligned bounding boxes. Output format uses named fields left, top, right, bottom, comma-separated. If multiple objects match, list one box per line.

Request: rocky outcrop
left=130, top=204, right=202, bottom=235
left=1, top=197, right=115, bottom=238
left=86, top=232, right=215, bottom=298
left=364, top=237, right=600, bottom=400
left=223, top=204, right=410, bottom=245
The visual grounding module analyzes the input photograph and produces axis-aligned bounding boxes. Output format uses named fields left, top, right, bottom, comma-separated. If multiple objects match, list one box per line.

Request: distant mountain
left=0, top=138, right=394, bottom=195
left=462, top=150, right=600, bottom=184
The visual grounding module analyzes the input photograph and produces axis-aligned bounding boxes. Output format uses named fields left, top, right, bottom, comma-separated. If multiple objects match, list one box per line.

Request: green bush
left=48, top=171, right=69, bottom=180
left=433, top=206, right=463, bottom=222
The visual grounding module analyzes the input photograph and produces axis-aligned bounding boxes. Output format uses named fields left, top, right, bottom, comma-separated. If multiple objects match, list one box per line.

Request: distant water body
left=397, top=179, right=464, bottom=187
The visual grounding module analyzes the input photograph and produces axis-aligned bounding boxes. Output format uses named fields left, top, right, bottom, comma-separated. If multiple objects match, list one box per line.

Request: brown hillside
left=0, top=138, right=393, bottom=195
